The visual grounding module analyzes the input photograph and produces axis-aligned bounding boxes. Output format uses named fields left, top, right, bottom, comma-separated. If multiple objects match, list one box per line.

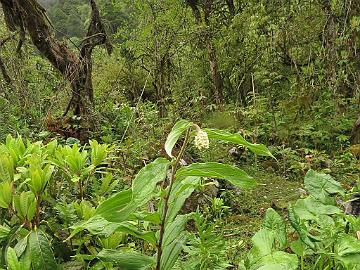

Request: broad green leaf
left=70, top=216, right=156, bottom=245
left=336, top=254, right=360, bottom=268
left=166, top=176, right=200, bottom=223
left=98, top=249, right=155, bottom=270
left=290, top=239, right=306, bottom=257
left=176, top=162, right=256, bottom=189
left=251, top=228, right=275, bottom=257
left=165, top=120, right=192, bottom=158
left=160, top=234, right=187, bottom=270
left=204, top=128, right=274, bottom=157
left=255, top=251, right=298, bottom=270
left=19, top=244, right=31, bottom=270
left=292, top=199, right=317, bottom=220
left=304, top=170, right=345, bottom=200
left=0, top=225, right=10, bottom=242
left=7, top=247, right=21, bottom=270
left=262, top=209, right=286, bottom=249
left=304, top=196, right=341, bottom=215
left=132, top=158, right=170, bottom=204
left=288, top=205, right=315, bottom=248
left=0, top=154, right=14, bottom=182
left=14, top=236, right=28, bottom=258
left=28, top=230, right=57, bottom=270
left=115, top=224, right=157, bottom=245
left=131, top=212, right=161, bottom=224
left=95, top=189, right=133, bottom=222
left=0, top=182, right=12, bottom=208
left=335, top=234, right=360, bottom=256
left=70, top=215, right=121, bottom=238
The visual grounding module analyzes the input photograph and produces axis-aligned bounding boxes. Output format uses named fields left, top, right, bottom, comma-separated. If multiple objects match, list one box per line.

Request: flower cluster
left=194, top=130, right=209, bottom=150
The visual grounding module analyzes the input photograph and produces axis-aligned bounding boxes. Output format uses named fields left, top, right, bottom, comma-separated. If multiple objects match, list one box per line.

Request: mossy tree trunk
left=0, top=0, right=112, bottom=120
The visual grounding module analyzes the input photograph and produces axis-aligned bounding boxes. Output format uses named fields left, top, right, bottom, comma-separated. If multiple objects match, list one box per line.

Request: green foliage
left=0, top=120, right=272, bottom=269
left=244, top=170, right=360, bottom=270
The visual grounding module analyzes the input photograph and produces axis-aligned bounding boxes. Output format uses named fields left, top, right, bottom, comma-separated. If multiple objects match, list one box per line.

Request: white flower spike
left=194, top=129, right=209, bottom=150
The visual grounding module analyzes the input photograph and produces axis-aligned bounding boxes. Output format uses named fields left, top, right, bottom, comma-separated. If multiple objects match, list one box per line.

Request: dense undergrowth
left=0, top=0, right=360, bottom=269
left=0, top=120, right=359, bottom=270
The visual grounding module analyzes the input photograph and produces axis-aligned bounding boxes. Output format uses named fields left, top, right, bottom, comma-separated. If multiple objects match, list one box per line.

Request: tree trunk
left=322, top=0, right=338, bottom=96
left=0, top=0, right=112, bottom=120
left=225, top=0, right=236, bottom=17
left=351, top=116, right=360, bottom=144
left=185, top=0, right=223, bottom=104
left=186, top=0, right=201, bottom=23
left=203, top=0, right=223, bottom=104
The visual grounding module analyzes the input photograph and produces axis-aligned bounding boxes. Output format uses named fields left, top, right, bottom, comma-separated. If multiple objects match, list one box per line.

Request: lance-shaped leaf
left=95, top=189, right=133, bottom=222
left=132, top=158, right=170, bottom=205
left=98, top=249, right=155, bottom=270
left=28, top=230, right=57, bottom=270
left=7, top=247, right=21, bottom=270
left=70, top=216, right=157, bottom=245
left=160, top=234, right=187, bottom=270
left=204, top=128, right=274, bottom=158
left=176, top=162, right=256, bottom=189
left=165, top=176, right=200, bottom=223
left=165, top=120, right=193, bottom=158
left=162, top=214, right=193, bottom=248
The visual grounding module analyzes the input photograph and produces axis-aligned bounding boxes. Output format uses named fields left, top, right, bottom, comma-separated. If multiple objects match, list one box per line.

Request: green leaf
left=176, top=162, right=256, bottom=189
left=70, top=216, right=156, bottom=245
left=0, top=154, right=14, bottom=182
left=304, top=170, right=345, bottom=200
left=97, top=249, right=155, bottom=270
left=70, top=215, right=121, bottom=238
left=162, top=214, right=192, bottom=248
left=165, top=120, right=192, bottom=158
left=290, top=239, right=306, bottom=257
left=251, top=228, right=275, bottom=257
left=255, top=251, right=298, bottom=270
left=116, top=224, right=157, bottom=245
left=95, top=189, right=133, bottom=222
left=7, top=247, right=21, bottom=270
left=160, top=234, right=187, bottom=270
left=0, top=225, right=10, bottom=242
left=204, top=128, right=274, bottom=157
left=132, top=158, right=170, bottom=205
left=303, top=196, right=341, bottom=216
left=165, top=176, right=200, bottom=223
left=262, top=209, right=287, bottom=249
left=89, top=140, right=109, bottom=166
left=335, top=234, right=360, bottom=257
left=28, top=230, right=57, bottom=270
left=288, top=205, right=315, bottom=249
left=0, top=182, right=12, bottom=209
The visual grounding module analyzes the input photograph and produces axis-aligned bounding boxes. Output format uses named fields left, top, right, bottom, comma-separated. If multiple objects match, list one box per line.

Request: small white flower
left=194, top=130, right=209, bottom=150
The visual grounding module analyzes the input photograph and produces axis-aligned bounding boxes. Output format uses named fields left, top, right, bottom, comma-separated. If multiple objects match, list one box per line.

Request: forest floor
left=219, top=168, right=303, bottom=263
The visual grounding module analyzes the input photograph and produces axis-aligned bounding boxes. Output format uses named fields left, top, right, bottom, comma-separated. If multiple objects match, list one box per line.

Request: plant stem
left=78, top=179, right=83, bottom=200
left=35, top=195, right=41, bottom=227
left=155, top=128, right=191, bottom=270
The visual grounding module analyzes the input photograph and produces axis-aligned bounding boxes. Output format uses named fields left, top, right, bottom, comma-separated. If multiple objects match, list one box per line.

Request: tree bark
left=0, top=0, right=112, bottom=119
left=225, top=0, right=236, bottom=17
left=351, top=116, right=360, bottom=144
left=186, top=0, right=223, bottom=104
left=322, top=0, right=338, bottom=96
left=203, top=0, right=223, bottom=103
